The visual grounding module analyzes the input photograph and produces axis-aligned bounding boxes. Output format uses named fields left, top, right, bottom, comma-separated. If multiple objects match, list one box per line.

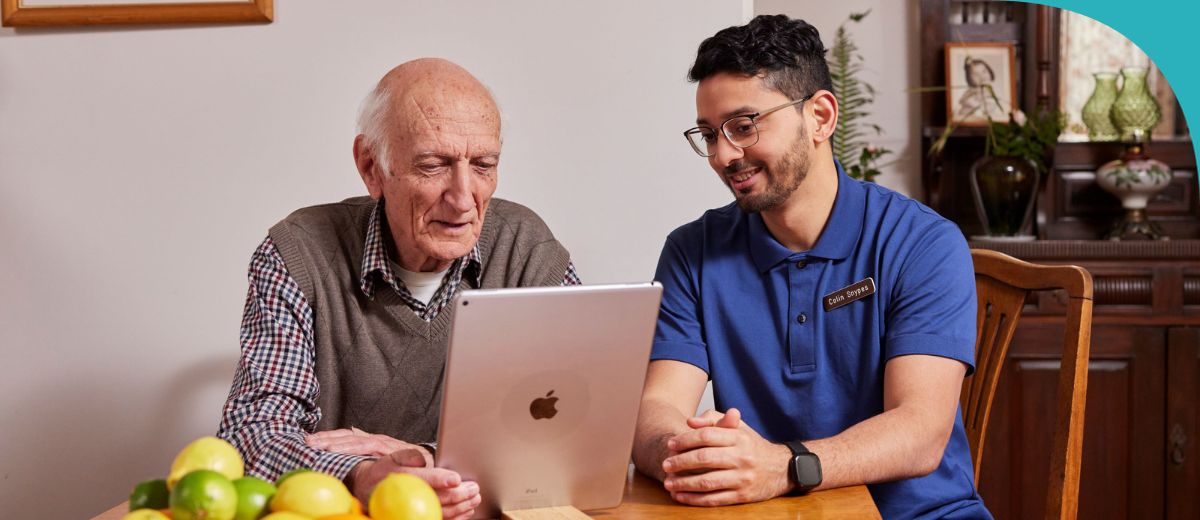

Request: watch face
left=794, top=453, right=822, bottom=488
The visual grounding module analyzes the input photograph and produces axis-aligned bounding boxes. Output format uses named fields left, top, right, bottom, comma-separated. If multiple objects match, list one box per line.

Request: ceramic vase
left=1111, top=67, right=1161, bottom=141
left=1081, top=72, right=1120, bottom=141
left=969, top=155, right=1040, bottom=238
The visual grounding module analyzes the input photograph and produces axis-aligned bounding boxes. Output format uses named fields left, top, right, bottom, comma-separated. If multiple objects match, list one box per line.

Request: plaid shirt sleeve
left=563, top=260, right=581, bottom=286
left=217, top=237, right=368, bottom=482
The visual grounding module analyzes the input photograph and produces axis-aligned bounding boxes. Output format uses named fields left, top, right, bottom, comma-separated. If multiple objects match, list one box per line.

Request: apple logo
left=529, top=390, right=559, bottom=420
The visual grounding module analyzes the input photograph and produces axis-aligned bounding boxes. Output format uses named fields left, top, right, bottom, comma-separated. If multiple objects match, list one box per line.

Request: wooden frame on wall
left=945, top=41, right=1018, bottom=126
left=1, top=0, right=272, bottom=27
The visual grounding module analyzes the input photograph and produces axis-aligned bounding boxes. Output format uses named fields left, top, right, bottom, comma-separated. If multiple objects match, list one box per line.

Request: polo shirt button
left=796, top=313, right=807, bottom=324
left=795, top=260, right=807, bottom=269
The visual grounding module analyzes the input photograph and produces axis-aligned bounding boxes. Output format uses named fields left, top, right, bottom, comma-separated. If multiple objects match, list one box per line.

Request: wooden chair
left=962, top=249, right=1093, bottom=520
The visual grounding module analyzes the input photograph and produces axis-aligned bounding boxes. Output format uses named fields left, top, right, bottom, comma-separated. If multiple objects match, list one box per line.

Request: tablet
left=435, top=282, right=662, bottom=518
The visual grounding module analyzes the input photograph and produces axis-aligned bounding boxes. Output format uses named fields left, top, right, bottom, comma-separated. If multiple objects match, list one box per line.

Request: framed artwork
left=945, top=42, right=1017, bottom=126
left=1, top=0, right=272, bottom=27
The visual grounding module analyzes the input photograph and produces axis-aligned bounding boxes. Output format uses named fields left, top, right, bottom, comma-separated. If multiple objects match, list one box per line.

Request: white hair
left=355, top=78, right=506, bottom=176
left=356, top=83, right=393, bottom=174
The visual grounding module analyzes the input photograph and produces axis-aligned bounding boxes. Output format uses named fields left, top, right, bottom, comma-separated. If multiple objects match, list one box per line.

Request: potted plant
left=968, top=108, right=1065, bottom=238
left=828, top=10, right=892, bottom=182
left=926, top=83, right=1065, bottom=239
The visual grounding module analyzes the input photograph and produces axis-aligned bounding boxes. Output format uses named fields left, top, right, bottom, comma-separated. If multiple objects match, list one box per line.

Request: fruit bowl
left=120, top=436, right=440, bottom=520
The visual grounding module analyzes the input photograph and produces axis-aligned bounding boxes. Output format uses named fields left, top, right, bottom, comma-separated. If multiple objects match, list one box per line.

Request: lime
left=270, top=471, right=353, bottom=517
left=168, top=436, right=245, bottom=490
left=121, top=510, right=170, bottom=520
left=274, top=467, right=312, bottom=486
left=233, top=476, right=277, bottom=520
left=369, top=473, right=442, bottom=520
left=170, top=469, right=239, bottom=520
left=129, top=479, right=169, bottom=510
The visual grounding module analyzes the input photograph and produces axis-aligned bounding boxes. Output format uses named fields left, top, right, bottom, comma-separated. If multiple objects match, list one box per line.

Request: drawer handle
left=1170, top=423, right=1187, bottom=466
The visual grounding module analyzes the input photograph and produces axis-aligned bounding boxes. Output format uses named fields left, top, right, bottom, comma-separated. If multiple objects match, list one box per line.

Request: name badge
left=822, top=277, right=876, bottom=312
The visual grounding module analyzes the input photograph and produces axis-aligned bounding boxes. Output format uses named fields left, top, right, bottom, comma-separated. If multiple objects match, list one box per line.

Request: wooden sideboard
left=920, top=3, right=1198, bottom=516
left=968, top=239, right=1200, bottom=519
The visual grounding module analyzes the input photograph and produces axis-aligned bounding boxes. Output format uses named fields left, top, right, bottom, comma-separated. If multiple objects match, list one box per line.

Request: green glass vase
left=969, top=156, right=1040, bottom=237
left=1111, top=67, right=1161, bottom=141
left=1081, top=72, right=1120, bottom=141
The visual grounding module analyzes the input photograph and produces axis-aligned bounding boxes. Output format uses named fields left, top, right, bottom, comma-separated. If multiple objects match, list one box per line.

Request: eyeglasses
left=683, top=95, right=813, bottom=157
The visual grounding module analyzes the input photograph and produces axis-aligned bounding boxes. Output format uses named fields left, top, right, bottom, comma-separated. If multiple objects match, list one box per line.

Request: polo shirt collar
left=748, top=160, right=865, bottom=273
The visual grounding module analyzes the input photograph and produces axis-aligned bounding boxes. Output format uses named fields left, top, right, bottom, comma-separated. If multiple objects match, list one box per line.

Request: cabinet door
left=976, top=323, right=1164, bottom=519
left=1167, top=328, right=1199, bottom=520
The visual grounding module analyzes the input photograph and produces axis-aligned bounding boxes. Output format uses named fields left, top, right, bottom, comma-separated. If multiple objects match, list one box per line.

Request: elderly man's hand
left=346, top=448, right=481, bottom=520
left=306, top=427, right=434, bottom=466
left=661, top=408, right=793, bottom=506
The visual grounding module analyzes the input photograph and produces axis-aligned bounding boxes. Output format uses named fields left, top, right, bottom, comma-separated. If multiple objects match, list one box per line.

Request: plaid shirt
left=218, top=203, right=580, bottom=481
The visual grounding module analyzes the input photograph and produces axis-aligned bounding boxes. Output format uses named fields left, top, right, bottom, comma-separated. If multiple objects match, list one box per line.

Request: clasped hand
left=306, top=427, right=481, bottom=520
left=661, top=408, right=793, bottom=506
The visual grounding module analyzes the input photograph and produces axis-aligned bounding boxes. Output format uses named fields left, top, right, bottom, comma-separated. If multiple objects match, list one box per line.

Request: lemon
left=270, top=471, right=353, bottom=517
left=168, top=436, right=245, bottom=490
left=260, top=513, right=311, bottom=520
left=121, top=510, right=170, bottom=520
left=170, top=469, right=238, bottom=520
left=129, top=478, right=169, bottom=510
left=233, top=476, right=277, bottom=520
left=275, top=467, right=312, bottom=486
left=369, top=473, right=442, bottom=520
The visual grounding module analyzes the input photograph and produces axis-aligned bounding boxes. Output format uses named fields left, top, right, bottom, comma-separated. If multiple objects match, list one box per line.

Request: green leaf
left=828, top=9, right=888, bottom=182
left=977, top=107, right=1065, bottom=173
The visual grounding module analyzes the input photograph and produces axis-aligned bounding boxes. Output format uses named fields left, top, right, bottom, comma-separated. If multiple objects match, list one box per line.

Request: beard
left=725, top=128, right=810, bottom=213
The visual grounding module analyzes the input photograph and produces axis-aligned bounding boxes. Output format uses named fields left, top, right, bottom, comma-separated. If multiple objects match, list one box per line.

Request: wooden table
left=598, top=471, right=880, bottom=518
left=94, top=471, right=879, bottom=519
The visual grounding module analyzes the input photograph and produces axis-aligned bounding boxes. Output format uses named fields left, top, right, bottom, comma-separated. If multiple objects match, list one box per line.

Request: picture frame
left=1, top=0, right=272, bottom=27
left=944, top=42, right=1017, bottom=126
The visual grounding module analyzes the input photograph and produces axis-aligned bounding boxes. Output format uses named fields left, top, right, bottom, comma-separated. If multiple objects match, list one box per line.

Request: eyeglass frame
left=683, top=94, right=814, bottom=157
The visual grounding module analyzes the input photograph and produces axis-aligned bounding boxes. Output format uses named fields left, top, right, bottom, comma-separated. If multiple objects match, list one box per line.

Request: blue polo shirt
left=651, top=164, right=990, bottom=519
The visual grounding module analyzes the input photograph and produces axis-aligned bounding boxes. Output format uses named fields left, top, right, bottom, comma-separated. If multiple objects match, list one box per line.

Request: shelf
left=922, top=125, right=990, bottom=139
left=967, top=239, right=1200, bottom=261
left=1054, top=139, right=1196, bottom=170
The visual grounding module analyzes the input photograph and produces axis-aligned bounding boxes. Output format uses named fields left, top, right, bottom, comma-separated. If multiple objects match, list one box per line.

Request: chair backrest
left=964, top=249, right=1093, bottom=520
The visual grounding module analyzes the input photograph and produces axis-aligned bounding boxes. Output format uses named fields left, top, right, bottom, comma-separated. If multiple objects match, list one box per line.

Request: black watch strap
left=784, top=439, right=811, bottom=456
left=783, top=440, right=822, bottom=494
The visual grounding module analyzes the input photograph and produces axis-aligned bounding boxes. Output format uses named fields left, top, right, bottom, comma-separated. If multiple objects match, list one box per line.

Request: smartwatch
left=784, top=440, right=822, bottom=494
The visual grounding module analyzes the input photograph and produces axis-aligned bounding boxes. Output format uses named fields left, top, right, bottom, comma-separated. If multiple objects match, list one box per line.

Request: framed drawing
left=1, top=0, right=272, bottom=27
left=945, top=42, right=1017, bottom=126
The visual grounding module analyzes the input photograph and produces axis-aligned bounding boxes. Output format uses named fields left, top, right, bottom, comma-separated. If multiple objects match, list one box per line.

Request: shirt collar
left=359, top=201, right=483, bottom=298
left=748, top=160, right=865, bottom=273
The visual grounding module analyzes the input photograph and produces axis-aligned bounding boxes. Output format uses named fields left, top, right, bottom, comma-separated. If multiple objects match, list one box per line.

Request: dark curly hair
left=689, top=14, right=832, bottom=103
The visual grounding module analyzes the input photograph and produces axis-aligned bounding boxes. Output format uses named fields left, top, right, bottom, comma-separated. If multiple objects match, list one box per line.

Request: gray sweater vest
left=269, top=196, right=571, bottom=443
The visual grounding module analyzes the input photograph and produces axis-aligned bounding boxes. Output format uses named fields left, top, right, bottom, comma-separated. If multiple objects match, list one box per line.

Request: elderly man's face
left=359, top=87, right=501, bottom=272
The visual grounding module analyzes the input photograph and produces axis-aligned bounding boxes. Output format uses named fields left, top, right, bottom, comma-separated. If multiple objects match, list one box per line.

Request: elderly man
left=217, top=58, right=579, bottom=519
left=632, top=15, right=990, bottom=519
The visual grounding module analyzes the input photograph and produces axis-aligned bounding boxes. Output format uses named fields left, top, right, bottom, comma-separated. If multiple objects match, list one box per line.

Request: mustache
left=723, top=160, right=764, bottom=176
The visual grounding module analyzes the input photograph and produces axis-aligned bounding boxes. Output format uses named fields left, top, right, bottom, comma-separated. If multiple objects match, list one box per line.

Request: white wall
left=756, top=0, right=923, bottom=196
left=0, top=2, right=746, bottom=517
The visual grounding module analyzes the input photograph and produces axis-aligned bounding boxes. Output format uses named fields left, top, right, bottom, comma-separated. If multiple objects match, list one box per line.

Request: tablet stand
left=500, top=505, right=590, bottom=519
